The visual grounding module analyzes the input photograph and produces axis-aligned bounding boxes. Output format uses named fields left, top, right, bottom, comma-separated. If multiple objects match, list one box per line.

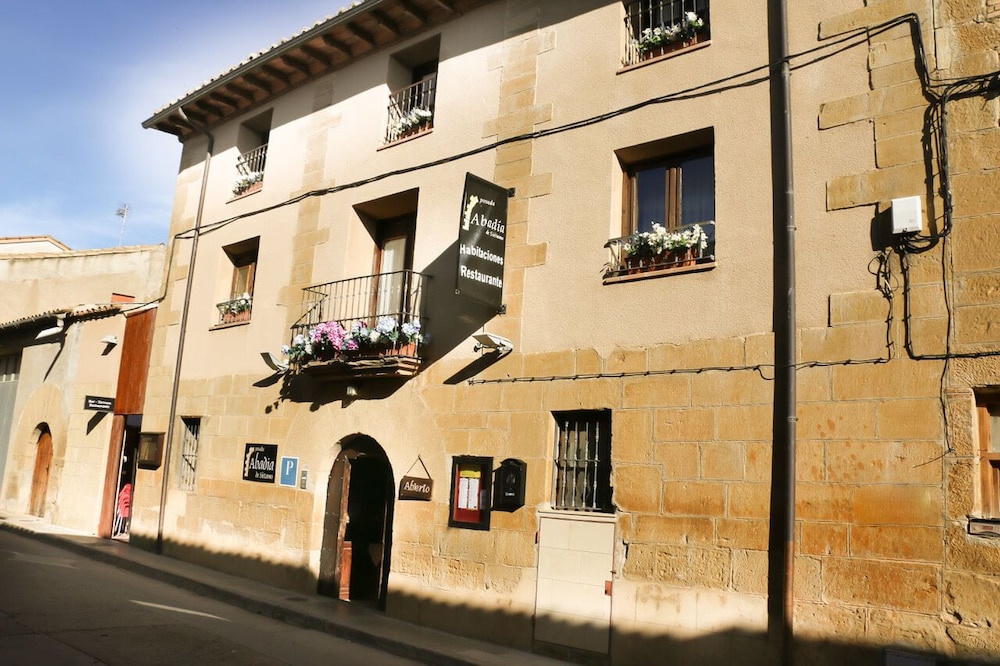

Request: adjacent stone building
left=134, top=1, right=1000, bottom=663
left=0, top=241, right=164, bottom=538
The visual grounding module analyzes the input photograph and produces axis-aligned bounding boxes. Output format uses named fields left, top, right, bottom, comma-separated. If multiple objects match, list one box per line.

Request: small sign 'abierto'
left=243, top=443, right=278, bottom=483
left=399, top=475, right=433, bottom=501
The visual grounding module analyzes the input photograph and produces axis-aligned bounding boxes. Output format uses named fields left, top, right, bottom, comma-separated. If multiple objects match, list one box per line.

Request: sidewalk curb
left=0, top=518, right=495, bottom=666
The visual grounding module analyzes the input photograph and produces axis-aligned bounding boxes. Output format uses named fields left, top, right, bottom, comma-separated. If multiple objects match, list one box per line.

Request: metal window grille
left=179, top=418, right=200, bottom=492
left=384, top=74, right=437, bottom=144
left=236, top=144, right=268, bottom=177
left=553, top=411, right=613, bottom=512
left=623, top=0, right=710, bottom=66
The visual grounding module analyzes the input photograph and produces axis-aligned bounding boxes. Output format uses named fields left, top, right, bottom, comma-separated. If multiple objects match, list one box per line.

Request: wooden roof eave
left=142, top=0, right=484, bottom=140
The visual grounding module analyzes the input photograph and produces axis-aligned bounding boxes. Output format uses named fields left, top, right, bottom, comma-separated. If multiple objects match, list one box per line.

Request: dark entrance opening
left=318, top=436, right=394, bottom=608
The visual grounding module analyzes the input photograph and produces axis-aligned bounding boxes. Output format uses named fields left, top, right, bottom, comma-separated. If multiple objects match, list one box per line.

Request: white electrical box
left=891, top=196, right=922, bottom=234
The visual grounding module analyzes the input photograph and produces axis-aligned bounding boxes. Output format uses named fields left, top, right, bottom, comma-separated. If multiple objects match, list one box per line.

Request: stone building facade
left=134, top=1, right=1000, bottom=663
left=0, top=243, right=164, bottom=536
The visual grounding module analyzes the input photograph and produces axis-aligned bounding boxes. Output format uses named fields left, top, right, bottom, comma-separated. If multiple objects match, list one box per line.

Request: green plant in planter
left=636, top=12, right=706, bottom=54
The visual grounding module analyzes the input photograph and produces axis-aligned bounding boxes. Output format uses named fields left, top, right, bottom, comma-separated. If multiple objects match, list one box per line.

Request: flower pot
left=221, top=310, right=250, bottom=324
left=669, top=248, right=696, bottom=267
left=640, top=32, right=705, bottom=61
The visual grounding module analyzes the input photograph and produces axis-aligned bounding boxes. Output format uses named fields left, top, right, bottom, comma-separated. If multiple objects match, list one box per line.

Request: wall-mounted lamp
left=346, top=385, right=359, bottom=398
left=473, top=332, right=513, bottom=354
left=100, top=334, right=119, bottom=346
left=260, top=351, right=289, bottom=374
left=35, top=315, right=66, bottom=341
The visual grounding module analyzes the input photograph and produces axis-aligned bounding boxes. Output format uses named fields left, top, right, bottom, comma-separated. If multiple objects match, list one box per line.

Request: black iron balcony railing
left=232, top=144, right=268, bottom=197
left=623, top=0, right=710, bottom=66
left=384, top=75, right=437, bottom=144
left=604, top=220, right=715, bottom=280
left=288, top=270, right=428, bottom=377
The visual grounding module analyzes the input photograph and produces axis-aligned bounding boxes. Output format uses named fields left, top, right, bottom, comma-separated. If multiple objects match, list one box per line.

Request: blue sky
left=0, top=1, right=351, bottom=251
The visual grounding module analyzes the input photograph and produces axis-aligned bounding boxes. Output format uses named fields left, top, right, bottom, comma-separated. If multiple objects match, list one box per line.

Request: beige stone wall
left=133, top=0, right=1000, bottom=663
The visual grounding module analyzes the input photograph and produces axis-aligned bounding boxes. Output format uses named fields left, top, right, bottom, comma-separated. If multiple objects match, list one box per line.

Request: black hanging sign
left=84, top=395, right=115, bottom=412
left=456, top=173, right=509, bottom=311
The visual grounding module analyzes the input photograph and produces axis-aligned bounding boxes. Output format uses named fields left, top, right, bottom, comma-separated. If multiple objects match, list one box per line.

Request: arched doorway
left=318, top=436, right=395, bottom=608
left=29, top=425, right=53, bottom=517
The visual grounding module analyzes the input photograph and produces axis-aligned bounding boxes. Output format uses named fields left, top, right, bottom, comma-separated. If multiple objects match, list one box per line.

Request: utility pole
left=115, top=203, right=130, bottom=247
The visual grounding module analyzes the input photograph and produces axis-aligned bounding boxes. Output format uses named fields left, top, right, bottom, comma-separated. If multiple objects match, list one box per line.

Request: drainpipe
left=156, top=108, right=214, bottom=554
left=767, top=0, right=796, bottom=663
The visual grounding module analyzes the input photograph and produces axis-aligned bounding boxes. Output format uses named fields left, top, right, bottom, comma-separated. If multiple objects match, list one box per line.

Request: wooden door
left=318, top=451, right=353, bottom=598
left=29, top=429, right=53, bottom=517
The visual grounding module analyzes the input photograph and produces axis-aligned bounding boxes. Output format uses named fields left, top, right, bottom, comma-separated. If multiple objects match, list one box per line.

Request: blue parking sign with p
left=279, top=457, right=299, bottom=487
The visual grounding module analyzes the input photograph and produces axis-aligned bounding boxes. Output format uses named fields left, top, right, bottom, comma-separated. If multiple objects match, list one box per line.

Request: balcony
left=384, top=75, right=436, bottom=144
left=232, top=144, right=268, bottom=198
left=215, top=295, right=252, bottom=325
left=288, top=270, right=428, bottom=380
left=623, top=0, right=710, bottom=67
left=603, top=221, right=715, bottom=282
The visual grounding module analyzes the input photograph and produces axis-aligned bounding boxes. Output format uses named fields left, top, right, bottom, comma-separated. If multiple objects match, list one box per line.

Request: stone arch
left=317, top=434, right=395, bottom=608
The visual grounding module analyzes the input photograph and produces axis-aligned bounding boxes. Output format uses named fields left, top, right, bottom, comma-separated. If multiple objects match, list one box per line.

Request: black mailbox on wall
left=493, top=458, right=526, bottom=511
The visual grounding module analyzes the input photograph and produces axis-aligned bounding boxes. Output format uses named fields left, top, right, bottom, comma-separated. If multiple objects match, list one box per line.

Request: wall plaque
left=243, top=443, right=278, bottom=483
left=84, top=395, right=115, bottom=412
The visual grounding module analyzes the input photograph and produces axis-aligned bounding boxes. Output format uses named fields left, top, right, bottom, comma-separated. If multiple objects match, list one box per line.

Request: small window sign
left=137, top=432, right=164, bottom=470
left=448, top=455, right=492, bottom=530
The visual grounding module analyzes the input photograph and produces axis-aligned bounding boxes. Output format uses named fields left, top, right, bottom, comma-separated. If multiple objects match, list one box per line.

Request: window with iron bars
left=623, top=0, right=710, bottom=67
left=179, top=417, right=200, bottom=492
left=552, top=411, right=614, bottom=512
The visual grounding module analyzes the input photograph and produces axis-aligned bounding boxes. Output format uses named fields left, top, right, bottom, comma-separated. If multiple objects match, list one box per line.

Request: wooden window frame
left=977, top=396, right=1000, bottom=518
left=230, top=250, right=258, bottom=301
left=621, top=146, right=714, bottom=237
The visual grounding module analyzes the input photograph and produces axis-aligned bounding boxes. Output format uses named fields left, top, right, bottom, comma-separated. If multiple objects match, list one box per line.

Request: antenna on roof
left=115, top=203, right=130, bottom=247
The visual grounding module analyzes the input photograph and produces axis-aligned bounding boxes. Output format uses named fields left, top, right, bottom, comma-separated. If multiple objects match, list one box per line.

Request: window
left=976, top=395, right=1000, bottom=518
left=178, top=418, right=200, bottom=491
left=606, top=130, right=715, bottom=279
left=232, top=110, right=271, bottom=198
left=626, top=149, right=714, bottom=236
left=553, top=411, right=613, bottom=512
left=0, top=353, right=20, bottom=383
left=623, top=0, right=711, bottom=66
left=216, top=238, right=259, bottom=325
left=385, top=37, right=440, bottom=144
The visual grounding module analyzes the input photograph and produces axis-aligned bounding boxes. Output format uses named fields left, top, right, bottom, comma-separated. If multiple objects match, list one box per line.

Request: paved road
left=0, top=529, right=421, bottom=665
